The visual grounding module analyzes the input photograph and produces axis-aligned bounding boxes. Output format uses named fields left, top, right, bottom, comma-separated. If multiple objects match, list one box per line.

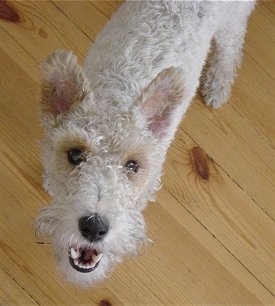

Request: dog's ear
left=40, top=50, right=92, bottom=117
left=137, top=68, right=185, bottom=139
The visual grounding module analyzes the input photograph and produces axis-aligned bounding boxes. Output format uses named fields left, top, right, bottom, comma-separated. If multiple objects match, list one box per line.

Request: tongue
left=82, top=249, right=95, bottom=261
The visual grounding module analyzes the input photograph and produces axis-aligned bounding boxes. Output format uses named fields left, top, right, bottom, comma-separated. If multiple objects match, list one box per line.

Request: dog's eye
left=67, top=148, right=85, bottom=165
left=125, top=160, right=139, bottom=173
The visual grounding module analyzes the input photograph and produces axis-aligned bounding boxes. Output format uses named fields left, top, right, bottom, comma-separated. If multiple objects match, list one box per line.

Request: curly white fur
left=36, top=0, right=255, bottom=286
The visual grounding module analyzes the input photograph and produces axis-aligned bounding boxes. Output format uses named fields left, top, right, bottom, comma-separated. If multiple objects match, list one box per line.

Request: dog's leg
left=200, top=9, right=253, bottom=108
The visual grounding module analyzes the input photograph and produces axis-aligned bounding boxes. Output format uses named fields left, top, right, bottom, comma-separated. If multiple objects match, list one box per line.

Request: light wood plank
left=164, top=125, right=275, bottom=294
left=232, top=2, right=275, bottom=147
left=182, top=98, right=275, bottom=220
left=0, top=267, right=37, bottom=305
left=52, top=1, right=117, bottom=42
left=155, top=189, right=274, bottom=304
left=1, top=1, right=90, bottom=62
left=89, top=1, right=123, bottom=20
left=245, top=2, right=275, bottom=79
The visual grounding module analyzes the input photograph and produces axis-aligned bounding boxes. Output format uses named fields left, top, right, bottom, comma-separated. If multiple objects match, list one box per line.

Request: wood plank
left=1, top=1, right=90, bottom=63
left=231, top=2, right=275, bottom=147
left=52, top=1, right=123, bottom=42
left=0, top=47, right=45, bottom=202
left=163, top=126, right=275, bottom=294
left=263, top=1, right=275, bottom=15
left=52, top=1, right=111, bottom=41
left=155, top=189, right=274, bottom=304
left=182, top=99, right=275, bottom=220
left=0, top=27, right=39, bottom=81
left=232, top=52, right=275, bottom=148
left=89, top=1, right=123, bottom=20
left=0, top=267, right=37, bottom=305
left=245, top=2, right=275, bottom=79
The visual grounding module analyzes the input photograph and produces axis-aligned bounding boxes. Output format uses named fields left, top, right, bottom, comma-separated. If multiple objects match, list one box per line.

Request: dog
left=35, top=1, right=255, bottom=286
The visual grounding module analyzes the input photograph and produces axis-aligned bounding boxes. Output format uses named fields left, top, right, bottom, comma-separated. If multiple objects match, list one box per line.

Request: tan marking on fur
left=58, top=137, right=93, bottom=155
left=54, top=137, right=93, bottom=175
left=121, top=149, right=150, bottom=188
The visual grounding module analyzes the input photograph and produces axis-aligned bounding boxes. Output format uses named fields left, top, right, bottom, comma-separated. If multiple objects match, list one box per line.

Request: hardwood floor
left=0, top=1, right=274, bottom=304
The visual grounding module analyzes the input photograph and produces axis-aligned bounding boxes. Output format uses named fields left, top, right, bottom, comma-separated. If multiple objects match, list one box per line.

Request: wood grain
left=0, top=1, right=274, bottom=304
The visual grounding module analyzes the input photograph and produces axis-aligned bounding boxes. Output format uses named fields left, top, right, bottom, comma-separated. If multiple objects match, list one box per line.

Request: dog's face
left=35, top=51, right=184, bottom=286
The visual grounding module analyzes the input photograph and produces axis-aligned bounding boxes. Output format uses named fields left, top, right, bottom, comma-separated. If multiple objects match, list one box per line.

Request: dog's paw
left=201, top=90, right=229, bottom=109
left=200, top=81, right=231, bottom=109
left=200, top=65, right=234, bottom=109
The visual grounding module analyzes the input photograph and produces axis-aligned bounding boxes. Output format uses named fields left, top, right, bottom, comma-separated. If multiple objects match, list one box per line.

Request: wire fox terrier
left=35, top=1, right=255, bottom=286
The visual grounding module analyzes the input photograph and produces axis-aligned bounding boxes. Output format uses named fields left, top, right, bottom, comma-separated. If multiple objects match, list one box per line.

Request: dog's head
left=35, top=50, right=184, bottom=286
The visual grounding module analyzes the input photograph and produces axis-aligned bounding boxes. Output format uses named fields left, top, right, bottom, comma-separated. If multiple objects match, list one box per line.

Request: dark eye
left=67, top=148, right=85, bottom=165
left=125, top=160, right=139, bottom=173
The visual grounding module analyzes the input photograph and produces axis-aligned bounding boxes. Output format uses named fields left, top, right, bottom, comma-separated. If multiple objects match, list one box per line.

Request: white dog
left=35, top=1, right=255, bottom=286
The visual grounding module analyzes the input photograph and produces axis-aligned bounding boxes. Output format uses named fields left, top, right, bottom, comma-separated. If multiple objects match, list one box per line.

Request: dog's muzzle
left=68, top=214, right=108, bottom=273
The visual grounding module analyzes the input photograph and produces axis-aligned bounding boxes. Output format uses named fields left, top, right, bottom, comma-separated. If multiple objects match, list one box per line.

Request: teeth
left=70, top=247, right=80, bottom=259
left=78, top=262, right=84, bottom=269
left=73, top=259, right=96, bottom=269
left=90, top=262, right=96, bottom=268
left=70, top=247, right=103, bottom=270
left=93, top=253, right=103, bottom=263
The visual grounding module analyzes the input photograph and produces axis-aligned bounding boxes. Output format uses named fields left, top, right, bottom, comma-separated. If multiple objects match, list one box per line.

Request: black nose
left=79, top=214, right=109, bottom=242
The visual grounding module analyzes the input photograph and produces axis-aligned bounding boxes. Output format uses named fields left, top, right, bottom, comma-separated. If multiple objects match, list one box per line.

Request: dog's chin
left=56, top=247, right=110, bottom=287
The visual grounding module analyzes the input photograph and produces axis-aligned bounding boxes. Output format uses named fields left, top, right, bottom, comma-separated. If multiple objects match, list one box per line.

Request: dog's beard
left=53, top=228, right=148, bottom=286
left=35, top=206, right=148, bottom=286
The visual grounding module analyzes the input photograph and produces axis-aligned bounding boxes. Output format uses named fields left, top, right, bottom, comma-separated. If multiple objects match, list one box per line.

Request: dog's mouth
left=68, top=246, right=103, bottom=273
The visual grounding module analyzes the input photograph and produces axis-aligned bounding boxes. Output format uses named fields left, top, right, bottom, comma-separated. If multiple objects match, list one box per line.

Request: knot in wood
left=189, top=146, right=210, bottom=181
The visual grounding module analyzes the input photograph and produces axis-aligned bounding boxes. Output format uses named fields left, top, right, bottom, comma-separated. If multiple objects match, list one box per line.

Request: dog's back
left=84, top=1, right=255, bottom=110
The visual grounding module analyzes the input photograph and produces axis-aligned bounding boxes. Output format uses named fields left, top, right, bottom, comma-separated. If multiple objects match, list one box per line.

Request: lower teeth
left=74, top=260, right=96, bottom=269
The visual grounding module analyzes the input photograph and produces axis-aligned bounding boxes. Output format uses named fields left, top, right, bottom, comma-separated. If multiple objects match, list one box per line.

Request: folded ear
left=137, top=68, right=185, bottom=139
left=40, top=50, right=92, bottom=117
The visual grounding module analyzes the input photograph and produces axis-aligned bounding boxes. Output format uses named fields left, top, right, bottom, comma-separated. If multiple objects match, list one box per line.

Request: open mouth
left=69, top=246, right=103, bottom=273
